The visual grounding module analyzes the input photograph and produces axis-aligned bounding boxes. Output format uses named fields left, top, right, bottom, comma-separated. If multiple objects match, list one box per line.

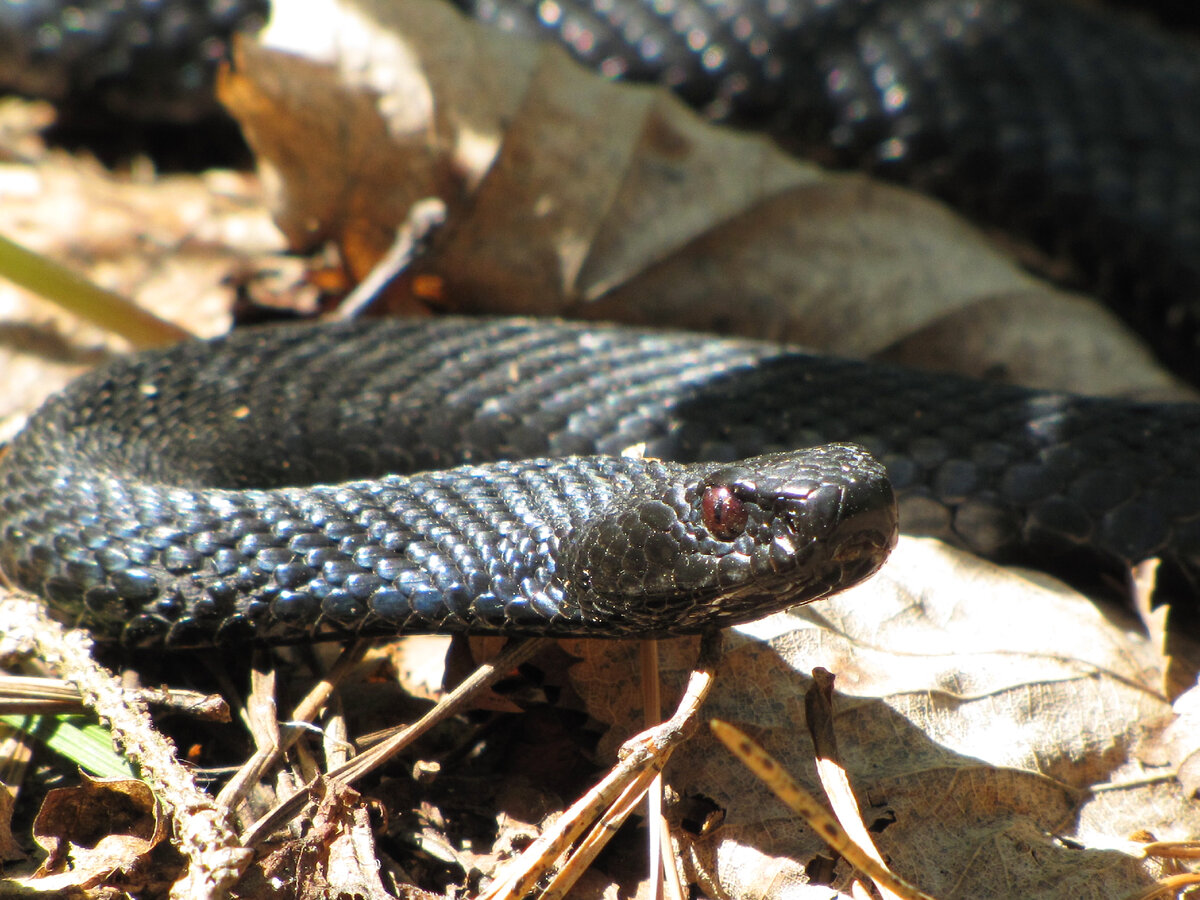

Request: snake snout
left=770, top=447, right=898, bottom=573
left=826, top=479, right=899, bottom=570
left=798, top=448, right=899, bottom=576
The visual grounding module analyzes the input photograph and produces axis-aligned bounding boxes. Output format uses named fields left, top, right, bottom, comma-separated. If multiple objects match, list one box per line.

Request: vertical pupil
left=703, top=485, right=748, bottom=540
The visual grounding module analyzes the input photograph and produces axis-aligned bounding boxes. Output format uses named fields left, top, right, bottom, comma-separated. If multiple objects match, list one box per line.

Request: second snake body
left=6, top=0, right=1196, bottom=379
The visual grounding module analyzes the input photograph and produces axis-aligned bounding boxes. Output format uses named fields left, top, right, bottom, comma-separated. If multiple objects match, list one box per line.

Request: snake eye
left=702, top=485, right=748, bottom=541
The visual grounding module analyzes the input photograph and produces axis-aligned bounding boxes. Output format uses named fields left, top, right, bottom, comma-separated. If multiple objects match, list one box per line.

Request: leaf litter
left=560, top=539, right=1200, bottom=899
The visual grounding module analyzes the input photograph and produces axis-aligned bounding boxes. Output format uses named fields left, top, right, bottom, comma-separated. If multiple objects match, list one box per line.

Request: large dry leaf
left=559, top=539, right=1200, bottom=899
left=229, top=0, right=1192, bottom=398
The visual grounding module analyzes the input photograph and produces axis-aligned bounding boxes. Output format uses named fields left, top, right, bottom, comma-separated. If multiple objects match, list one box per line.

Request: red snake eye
left=702, top=485, right=748, bottom=541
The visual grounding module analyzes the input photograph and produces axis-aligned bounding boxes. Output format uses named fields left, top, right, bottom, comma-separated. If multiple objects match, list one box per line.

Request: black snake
left=3, top=317, right=1199, bottom=648
left=0, top=320, right=900, bottom=647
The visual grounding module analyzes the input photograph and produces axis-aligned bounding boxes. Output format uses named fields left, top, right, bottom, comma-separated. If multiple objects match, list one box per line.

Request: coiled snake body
left=0, top=320, right=900, bottom=647
left=3, top=318, right=1200, bottom=648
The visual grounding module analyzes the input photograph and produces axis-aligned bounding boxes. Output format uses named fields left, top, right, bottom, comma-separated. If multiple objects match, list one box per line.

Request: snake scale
left=3, top=317, right=1200, bottom=648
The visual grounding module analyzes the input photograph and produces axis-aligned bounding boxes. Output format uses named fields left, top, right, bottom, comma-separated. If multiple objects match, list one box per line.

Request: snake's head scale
left=566, top=443, right=898, bottom=635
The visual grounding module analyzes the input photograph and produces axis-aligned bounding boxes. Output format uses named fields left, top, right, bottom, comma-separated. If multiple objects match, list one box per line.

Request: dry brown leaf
left=556, top=539, right=1199, bottom=899
left=0, top=783, right=24, bottom=865
left=23, top=773, right=167, bottom=891
left=1151, top=684, right=1200, bottom=801
left=237, top=0, right=1191, bottom=398
left=0, top=105, right=290, bottom=440
left=248, top=778, right=396, bottom=900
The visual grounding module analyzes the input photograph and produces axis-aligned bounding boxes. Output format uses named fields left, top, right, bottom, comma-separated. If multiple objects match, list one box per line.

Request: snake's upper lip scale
left=828, top=492, right=900, bottom=567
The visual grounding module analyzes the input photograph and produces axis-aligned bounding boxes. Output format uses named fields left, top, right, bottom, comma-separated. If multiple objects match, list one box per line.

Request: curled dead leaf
left=27, top=773, right=166, bottom=890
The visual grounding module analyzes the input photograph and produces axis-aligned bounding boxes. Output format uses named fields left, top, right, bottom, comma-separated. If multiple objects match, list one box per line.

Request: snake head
left=562, top=443, right=898, bottom=636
